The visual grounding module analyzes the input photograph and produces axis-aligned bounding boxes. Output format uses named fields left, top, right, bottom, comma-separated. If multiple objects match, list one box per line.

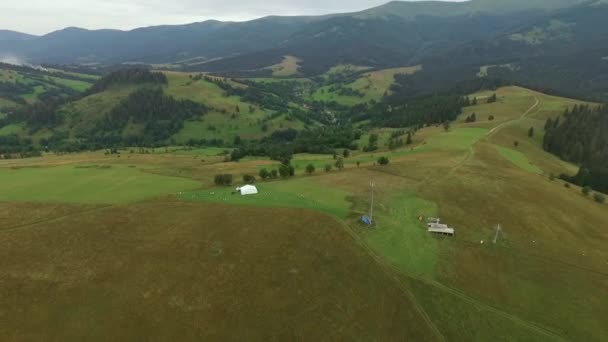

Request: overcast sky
left=1, top=0, right=464, bottom=35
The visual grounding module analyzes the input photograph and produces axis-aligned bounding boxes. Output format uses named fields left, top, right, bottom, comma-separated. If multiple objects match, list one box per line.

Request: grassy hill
left=311, top=65, right=422, bottom=105
left=0, top=86, right=606, bottom=340
left=0, top=64, right=97, bottom=111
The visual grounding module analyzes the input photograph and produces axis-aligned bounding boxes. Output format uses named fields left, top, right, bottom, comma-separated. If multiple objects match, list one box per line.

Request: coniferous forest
left=544, top=104, right=608, bottom=192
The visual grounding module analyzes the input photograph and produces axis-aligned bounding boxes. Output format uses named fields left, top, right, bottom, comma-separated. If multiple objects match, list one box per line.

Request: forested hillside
left=544, top=104, right=608, bottom=192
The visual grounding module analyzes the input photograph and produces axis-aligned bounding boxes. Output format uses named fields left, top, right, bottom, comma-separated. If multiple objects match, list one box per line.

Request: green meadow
left=0, top=164, right=200, bottom=203
left=1, top=85, right=606, bottom=341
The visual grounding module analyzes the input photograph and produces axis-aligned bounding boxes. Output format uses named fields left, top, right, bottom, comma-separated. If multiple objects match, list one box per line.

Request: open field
left=268, top=55, right=301, bottom=77
left=0, top=201, right=438, bottom=341
left=311, top=65, right=422, bottom=105
left=0, top=86, right=606, bottom=340
left=0, top=164, right=200, bottom=203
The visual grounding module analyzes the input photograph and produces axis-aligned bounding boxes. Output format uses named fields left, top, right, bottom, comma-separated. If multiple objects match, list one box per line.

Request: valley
left=1, top=83, right=606, bottom=340
left=1, top=0, right=607, bottom=340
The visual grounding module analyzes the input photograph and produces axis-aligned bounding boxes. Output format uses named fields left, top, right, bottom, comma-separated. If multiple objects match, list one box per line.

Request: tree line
left=544, top=104, right=608, bottom=193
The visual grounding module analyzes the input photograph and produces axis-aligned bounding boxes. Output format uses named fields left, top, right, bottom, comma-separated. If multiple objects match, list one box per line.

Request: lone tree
left=487, top=93, right=497, bottom=103
left=514, top=141, right=520, bottom=148
left=488, top=115, right=495, bottom=121
left=343, top=149, right=350, bottom=158
left=528, top=127, right=535, bottom=138
left=335, top=157, right=345, bottom=171
left=243, top=174, right=256, bottom=184
left=279, top=163, right=295, bottom=178
left=406, top=132, right=413, bottom=145
left=325, top=164, right=333, bottom=172
left=270, top=169, right=279, bottom=179
left=472, top=97, right=478, bottom=105
left=377, top=156, right=390, bottom=166
left=259, top=168, right=270, bottom=180
left=305, top=163, right=316, bottom=175
left=214, top=174, right=233, bottom=186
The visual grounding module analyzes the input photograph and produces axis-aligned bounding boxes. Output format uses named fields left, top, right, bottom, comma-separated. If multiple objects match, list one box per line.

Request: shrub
left=214, top=174, right=233, bottom=186
left=594, top=193, right=605, bottom=204
left=325, top=164, right=332, bottom=172
left=305, top=164, right=315, bottom=175
left=564, top=183, right=571, bottom=188
left=335, top=157, right=345, bottom=170
left=488, top=115, right=495, bottom=121
left=270, top=169, right=279, bottom=179
left=582, top=186, right=591, bottom=196
left=259, top=168, right=270, bottom=180
left=377, top=156, right=390, bottom=166
left=243, top=174, right=256, bottom=184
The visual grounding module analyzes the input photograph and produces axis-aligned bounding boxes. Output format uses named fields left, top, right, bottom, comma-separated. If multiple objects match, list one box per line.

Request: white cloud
left=0, top=0, right=464, bottom=35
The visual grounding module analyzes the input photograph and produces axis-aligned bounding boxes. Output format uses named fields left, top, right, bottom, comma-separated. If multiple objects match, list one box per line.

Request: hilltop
left=1, top=85, right=606, bottom=340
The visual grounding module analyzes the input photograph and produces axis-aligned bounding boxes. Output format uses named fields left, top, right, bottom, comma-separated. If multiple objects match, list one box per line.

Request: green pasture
left=0, top=164, right=200, bottom=204
left=496, top=146, right=543, bottom=174
left=363, top=192, right=440, bottom=276
left=179, top=177, right=352, bottom=219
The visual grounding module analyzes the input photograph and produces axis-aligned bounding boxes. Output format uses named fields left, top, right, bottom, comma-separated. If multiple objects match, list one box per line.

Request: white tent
left=236, top=185, right=258, bottom=196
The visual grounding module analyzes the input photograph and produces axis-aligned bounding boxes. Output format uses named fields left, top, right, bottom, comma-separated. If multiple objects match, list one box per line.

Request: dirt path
left=419, top=96, right=541, bottom=188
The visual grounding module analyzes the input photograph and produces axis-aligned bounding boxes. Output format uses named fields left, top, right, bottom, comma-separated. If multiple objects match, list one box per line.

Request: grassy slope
left=165, top=71, right=306, bottom=142
left=0, top=67, right=95, bottom=105
left=0, top=164, right=200, bottom=203
left=58, top=84, right=143, bottom=138
left=311, top=65, right=422, bottom=105
left=0, top=86, right=606, bottom=340
left=268, top=55, right=301, bottom=77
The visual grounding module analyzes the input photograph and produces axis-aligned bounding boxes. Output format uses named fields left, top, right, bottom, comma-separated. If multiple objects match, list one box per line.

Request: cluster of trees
left=205, top=77, right=291, bottom=113
left=259, top=163, right=296, bottom=180
left=86, top=68, right=167, bottom=95
left=369, top=95, right=468, bottom=128
left=95, top=87, right=207, bottom=143
left=464, top=113, right=477, bottom=123
left=388, top=130, right=413, bottom=150
left=544, top=104, right=608, bottom=193
left=230, top=126, right=361, bottom=162
left=0, top=134, right=41, bottom=158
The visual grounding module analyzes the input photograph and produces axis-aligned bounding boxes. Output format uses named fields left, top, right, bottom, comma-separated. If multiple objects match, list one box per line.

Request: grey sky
left=1, top=0, right=463, bottom=35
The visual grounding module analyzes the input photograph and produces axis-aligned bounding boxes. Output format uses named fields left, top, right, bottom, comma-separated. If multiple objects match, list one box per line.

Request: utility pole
left=369, top=181, right=375, bottom=224
left=493, top=224, right=502, bottom=244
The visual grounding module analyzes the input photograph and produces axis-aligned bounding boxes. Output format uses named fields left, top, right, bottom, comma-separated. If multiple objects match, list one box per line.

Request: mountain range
left=1, top=0, right=608, bottom=99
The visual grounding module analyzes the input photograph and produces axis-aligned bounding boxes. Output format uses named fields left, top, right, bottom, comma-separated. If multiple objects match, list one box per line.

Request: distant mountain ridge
left=0, top=0, right=593, bottom=68
left=0, top=30, right=37, bottom=41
